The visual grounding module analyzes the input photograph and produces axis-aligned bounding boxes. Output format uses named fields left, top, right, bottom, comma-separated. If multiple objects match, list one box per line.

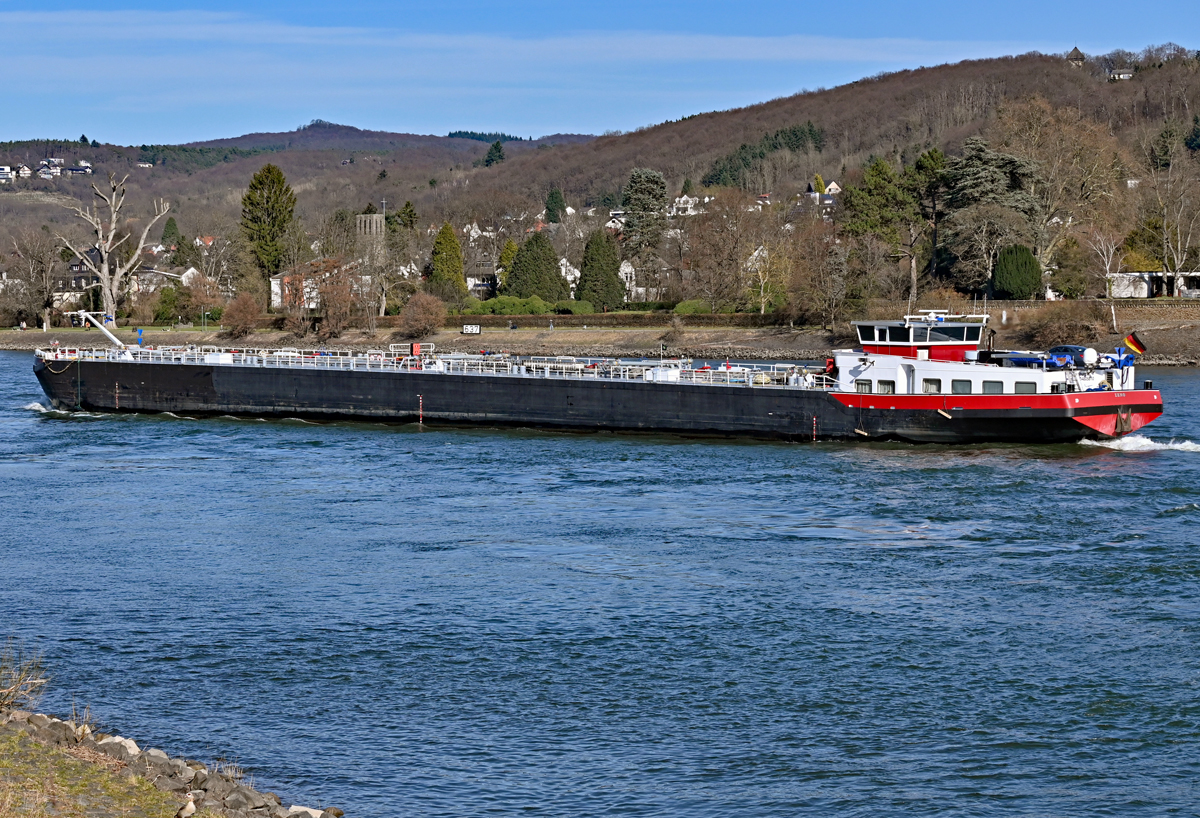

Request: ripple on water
left=3, top=356, right=1200, bottom=816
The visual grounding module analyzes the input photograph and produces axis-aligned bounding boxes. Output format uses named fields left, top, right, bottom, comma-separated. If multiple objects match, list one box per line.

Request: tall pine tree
left=576, top=230, right=625, bottom=311
left=398, top=201, right=418, bottom=230
left=428, top=223, right=467, bottom=302
left=240, top=164, right=297, bottom=277
left=160, top=217, right=181, bottom=249
left=484, top=141, right=505, bottom=167
left=504, top=233, right=567, bottom=301
left=496, top=238, right=519, bottom=290
left=621, top=168, right=667, bottom=257
left=545, top=188, right=566, bottom=223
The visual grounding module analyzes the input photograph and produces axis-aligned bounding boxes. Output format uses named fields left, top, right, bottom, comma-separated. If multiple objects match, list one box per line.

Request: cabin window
left=888, top=326, right=911, bottom=343
left=983, top=380, right=1004, bottom=394
left=966, top=326, right=982, bottom=342
left=855, top=379, right=872, bottom=393
left=877, top=327, right=888, bottom=341
left=877, top=380, right=896, bottom=394
left=922, top=378, right=942, bottom=393
left=858, top=325, right=873, bottom=342
left=929, top=326, right=967, bottom=342
left=1015, top=382, right=1037, bottom=394
left=912, top=326, right=929, bottom=342
left=951, top=379, right=972, bottom=394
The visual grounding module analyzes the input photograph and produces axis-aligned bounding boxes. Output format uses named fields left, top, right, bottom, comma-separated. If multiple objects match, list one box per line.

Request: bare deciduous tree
left=58, top=173, right=169, bottom=325
left=7, top=227, right=64, bottom=329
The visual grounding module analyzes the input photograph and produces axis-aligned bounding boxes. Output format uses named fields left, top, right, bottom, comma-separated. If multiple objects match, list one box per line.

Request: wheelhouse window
left=1015, top=382, right=1037, bottom=394
left=855, top=379, right=872, bottom=393
left=888, top=326, right=911, bottom=343
left=858, top=325, right=874, bottom=342
left=922, top=378, right=942, bottom=394
left=877, top=380, right=896, bottom=395
left=951, top=379, right=972, bottom=394
left=928, top=326, right=967, bottom=342
left=982, top=381, right=1004, bottom=394
left=912, top=326, right=929, bottom=342
left=966, top=326, right=982, bottom=342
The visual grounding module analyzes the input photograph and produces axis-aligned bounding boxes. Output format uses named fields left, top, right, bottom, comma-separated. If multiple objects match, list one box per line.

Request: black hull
left=33, top=358, right=1140, bottom=444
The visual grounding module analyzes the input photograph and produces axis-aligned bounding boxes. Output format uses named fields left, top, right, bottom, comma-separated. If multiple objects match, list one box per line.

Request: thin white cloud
left=0, top=9, right=1059, bottom=142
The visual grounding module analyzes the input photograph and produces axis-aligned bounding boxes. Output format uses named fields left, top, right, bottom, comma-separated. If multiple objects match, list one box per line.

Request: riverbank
left=2, top=321, right=1199, bottom=364
left=0, top=709, right=341, bottom=818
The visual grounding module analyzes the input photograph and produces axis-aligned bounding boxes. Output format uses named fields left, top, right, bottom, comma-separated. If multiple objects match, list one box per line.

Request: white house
left=1107, top=271, right=1200, bottom=298
left=619, top=260, right=647, bottom=302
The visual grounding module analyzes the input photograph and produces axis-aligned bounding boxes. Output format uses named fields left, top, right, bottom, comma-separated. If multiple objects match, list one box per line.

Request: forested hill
left=188, top=120, right=594, bottom=155
left=474, top=47, right=1199, bottom=205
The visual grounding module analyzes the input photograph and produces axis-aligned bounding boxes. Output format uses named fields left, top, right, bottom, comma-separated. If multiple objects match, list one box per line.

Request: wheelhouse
left=853, top=311, right=989, bottom=362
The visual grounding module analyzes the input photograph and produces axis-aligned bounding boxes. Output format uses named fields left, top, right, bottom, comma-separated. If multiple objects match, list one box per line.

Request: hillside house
left=1109, top=68, right=1135, bottom=81
left=270, top=259, right=373, bottom=310
left=0, top=166, right=12, bottom=184
left=1067, top=46, right=1086, bottom=68
left=1107, top=271, right=1200, bottom=298
left=17, top=165, right=32, bottom=178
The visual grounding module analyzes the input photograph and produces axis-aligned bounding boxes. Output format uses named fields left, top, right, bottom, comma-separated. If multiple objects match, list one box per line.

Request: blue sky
left=1, top=1, right=1195, bottom=145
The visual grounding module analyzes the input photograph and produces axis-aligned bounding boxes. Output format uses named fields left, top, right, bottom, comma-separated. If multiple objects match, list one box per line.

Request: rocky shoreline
left=0, top=708, right=342, bottom=818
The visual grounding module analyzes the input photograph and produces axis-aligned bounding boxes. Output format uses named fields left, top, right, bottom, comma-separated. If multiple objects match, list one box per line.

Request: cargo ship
left=32, top=310, right=1162, bottom=443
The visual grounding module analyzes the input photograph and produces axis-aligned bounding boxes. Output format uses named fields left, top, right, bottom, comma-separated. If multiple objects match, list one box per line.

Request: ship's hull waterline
left=33, top=357, right=1162, bottom=444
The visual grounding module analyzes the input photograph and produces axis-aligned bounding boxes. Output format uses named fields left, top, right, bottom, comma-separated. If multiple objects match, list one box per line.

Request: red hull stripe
left=1072, top=411, right=1161, bottom=436
left=832, top=391, right=1163, bottom=412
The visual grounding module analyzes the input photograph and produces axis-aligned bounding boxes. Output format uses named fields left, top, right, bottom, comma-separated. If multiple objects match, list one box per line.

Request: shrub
left=554, top=300, right=594, bottom=314
left=1019, top=301, right=1107, bottom=348
left=993, top=245, right=1042, bottom=300
left=398, top=292, right=447, bottom=338
left=223, top=292, right=261, bottom=339
left=673, top=299, right=712, bottom=315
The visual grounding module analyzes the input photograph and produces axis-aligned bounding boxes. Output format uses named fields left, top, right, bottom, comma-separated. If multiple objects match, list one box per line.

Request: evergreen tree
left=545, top=188, right=566, bottom=223
left=496, top=238, right=519, bottom=289
left=1186, top=114, right=1200, bottom=154
left=484, top=140, right=505, bottom=167
left=428, top=223, right=468, bottom=302
left=240, top=164, right=297, bottom=277
left=813, top=173, right=826, bottom=194
left=681, top=178, right=694, bottom=196
left=398, top=200, right=418, bottom=230
left=621, top=168, right=668, bottom=257
left=90, top=139, right=99, bottom=147
left=160, top=217, right=182, bottom=249
left=993, top=244, right=1042, bottom=299
left=79, top=134, right=88, bottom=145
left=576, top=230, right=625, bottom=311
left=504, top=233, right=568, bottom=301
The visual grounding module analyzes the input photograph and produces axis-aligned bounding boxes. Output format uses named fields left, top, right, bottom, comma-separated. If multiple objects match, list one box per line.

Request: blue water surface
left=2, top=349, right=1199, bottom=817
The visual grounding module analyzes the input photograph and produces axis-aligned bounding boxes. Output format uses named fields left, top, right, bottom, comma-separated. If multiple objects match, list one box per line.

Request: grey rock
left=27, top=713, right=52, bottom=728
left=145, top=748, right=171, bottom=762
left=224, top=789, right=255, bottom=811
left=319, top=809, right=344, bottom=818
left=203, top=773, right=235, bottom=800
left=153, top=775, right=186, bottom=793
left=287, top=807, right=323, bottom=818
left=4, top=710, right=32, bottom=724
left=269, top=806, right=291, bottom=818
left=191, top=769, right=208, bottom=790
left=40, top=720, right=77, bottom=745
left=225, top=785, right=269, bottom=811
left=264, top=792, right=282, bottom=806
left=172, top=760, right=196, bottom=784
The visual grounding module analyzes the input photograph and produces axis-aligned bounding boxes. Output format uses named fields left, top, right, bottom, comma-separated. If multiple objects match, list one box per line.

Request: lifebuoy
left=824, top=358, right=835, bottom=375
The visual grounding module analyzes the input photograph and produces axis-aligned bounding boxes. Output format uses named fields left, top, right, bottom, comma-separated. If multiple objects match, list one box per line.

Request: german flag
left=1123, top=331, right=1147, bottom=355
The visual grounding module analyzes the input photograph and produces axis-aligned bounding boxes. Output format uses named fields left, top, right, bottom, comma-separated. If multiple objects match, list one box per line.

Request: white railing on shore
left=34, top=346, right=836, bottom=391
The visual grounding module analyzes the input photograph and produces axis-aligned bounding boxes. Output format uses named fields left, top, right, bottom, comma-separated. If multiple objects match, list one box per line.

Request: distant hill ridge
left=187, top=120, right=594, bottom=153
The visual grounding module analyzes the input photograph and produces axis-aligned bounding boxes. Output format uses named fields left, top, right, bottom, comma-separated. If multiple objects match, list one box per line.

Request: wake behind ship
left=34, top=311, right=1163, bottom=444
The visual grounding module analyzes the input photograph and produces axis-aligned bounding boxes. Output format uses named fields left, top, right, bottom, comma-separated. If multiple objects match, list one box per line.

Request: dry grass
left=1017, top=301, right=1108, bottom=348
left=0, top=729, right=220, bottom=818
left=0, top=638, right=48, bottom=710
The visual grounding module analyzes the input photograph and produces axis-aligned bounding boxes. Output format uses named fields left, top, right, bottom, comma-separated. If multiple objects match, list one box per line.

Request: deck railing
left=35, top=346, right=836, bottom=391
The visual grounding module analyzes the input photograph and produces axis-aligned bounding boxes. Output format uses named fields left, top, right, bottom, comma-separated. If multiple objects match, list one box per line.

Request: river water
left=2, top=349, right=1199, bottom=816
